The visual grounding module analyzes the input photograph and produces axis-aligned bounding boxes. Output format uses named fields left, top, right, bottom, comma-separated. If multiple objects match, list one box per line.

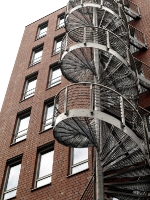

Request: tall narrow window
left=70, top=148, right=88, bottom=174
left=14, top=111, right=30, bottom=143
left=35, top=147, right=54, bottom=188
left=49, top=66, right=62, bottom=87
left=2, top=158, right=22, bottom=200
left=30, top=46, right=43, bottom=66
left=54, top=38, right=63, bottom=54
left=37, top=22, right=48, bottom=39
left=57, top=15, right=65, bottom=29
left=42, top=103, right=54, bottom=131
left=23, top=74, right=37, bottom=100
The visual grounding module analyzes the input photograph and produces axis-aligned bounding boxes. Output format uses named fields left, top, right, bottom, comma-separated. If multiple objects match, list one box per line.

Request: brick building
left=0, top=0, right=150, bottom=200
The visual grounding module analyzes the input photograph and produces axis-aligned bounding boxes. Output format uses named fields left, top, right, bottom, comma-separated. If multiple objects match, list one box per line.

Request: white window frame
left=48, top=66, right=62, bottom=88
left=42, top=102, right=54, bottom=131
left=30, top=46, right=43, bottom=66
left=57, top=15, right=65, bottom=29
left=1, top=159, right=22, bottom=200
left=14, top=112, right=30, bottom=143
left=70, top=148, right=88, bottom=175
left=35, top=147, right=54, bottom=188
left=53, top=37, right=63, bottom=54
left=23, top=75, right=37, bottom=100
left=37, top=22, right=48, bottom=39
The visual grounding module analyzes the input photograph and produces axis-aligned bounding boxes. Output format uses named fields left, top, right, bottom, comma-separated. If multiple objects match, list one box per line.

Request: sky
left=0, top=0, right=68, bottom=111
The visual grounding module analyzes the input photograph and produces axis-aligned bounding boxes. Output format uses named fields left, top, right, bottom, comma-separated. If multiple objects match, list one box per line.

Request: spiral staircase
left=53, top=0, right=150, bottom=199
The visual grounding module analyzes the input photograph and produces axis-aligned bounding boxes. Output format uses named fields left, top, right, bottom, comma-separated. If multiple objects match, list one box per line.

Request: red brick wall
left=0, top=7, right=93, bottom=200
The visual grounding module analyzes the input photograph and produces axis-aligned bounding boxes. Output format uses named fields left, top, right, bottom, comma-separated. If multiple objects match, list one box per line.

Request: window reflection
left=3, top=163, right=21, bottom=200
left=71, top=148, right=88, bottom=174
left=36, top=150, right=54, bottom=188
left=49, top=67, right=61, bottom=87
left=43, top=104, right=54, bottom=131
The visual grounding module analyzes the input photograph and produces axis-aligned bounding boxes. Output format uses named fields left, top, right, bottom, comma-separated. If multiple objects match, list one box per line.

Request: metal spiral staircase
left=53, top=0, right=150, bottom=199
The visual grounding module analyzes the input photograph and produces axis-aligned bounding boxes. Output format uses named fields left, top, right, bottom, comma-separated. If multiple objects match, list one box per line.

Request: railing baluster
left=64, top=87, right=68, bottom=115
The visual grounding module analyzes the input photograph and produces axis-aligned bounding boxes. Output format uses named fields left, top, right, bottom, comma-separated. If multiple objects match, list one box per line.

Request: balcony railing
left=129, top=25, right=148, bottom=51
left=121, top=0, right=141, bottom=19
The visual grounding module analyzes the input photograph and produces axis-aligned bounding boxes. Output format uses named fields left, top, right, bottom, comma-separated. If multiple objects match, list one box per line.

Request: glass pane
left=55, top=40, right=62, bottom=53
left=37, top=176, right=51, bottom=188
left=73, top=148, right=88, bottom=164
left=34, top=50, right=42, bottom=60
left=44, top=118, right=52, bottom=130
left=59, top=17, right=64, bottom=27
left=4, top=189, right=16, bottom=200
left=18, top=116, right=30, bottom=134
left=46, top=105, right=54, bottom=120
left=6, top=164, right=21, bottom=190
left=27, top=79, right=37, bottom=91
left=38, top=151, right=54, bottom=178
left=39, top=27, right=47, bottom=37
left=72, top=162, right=88, bottom=174
left=51, top=68, right=61, bottom=86
left=25, top=88, right=35, bottom=99
left=15, top=135, right=27, bottom=143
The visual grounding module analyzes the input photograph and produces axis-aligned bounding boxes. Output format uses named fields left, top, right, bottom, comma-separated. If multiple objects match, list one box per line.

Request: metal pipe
left=93, top=6, right=104, bottom=200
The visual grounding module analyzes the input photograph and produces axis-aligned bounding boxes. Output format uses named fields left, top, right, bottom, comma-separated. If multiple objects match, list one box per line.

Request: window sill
left=36, top=34, right=46, bottom=41
left=67, top=168, right=89, bottom=178
left=39, top=127, right=53, bottom=134
left=19, top=95, right=34, bottom=103
left=56, top=26, right=65, bottom=31
left=52, top=52, right=60, bottom=56
left=3, top=196, right=16, bottom=200
left=29, top=61, right=41, bottom=67
left=31, top=183, right=51, bottom=192
left=47, top=82, right=61, bottom=90
left=10, top=139, right=26, bottom=146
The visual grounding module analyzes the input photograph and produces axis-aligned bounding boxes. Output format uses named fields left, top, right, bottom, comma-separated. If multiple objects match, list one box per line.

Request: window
left=23, top=74, right=37, bottom=100
left=14, top=110, right=30, bottom=143
left=42, top=102, right=54, bottom=131
left=70, top=148, right=88, bottom=174
left=48, top=66, right=62, bottom=87
left=2, top=158, right=22, bottom=200
left=37, top=22, right=48, bottom=39
left=35, top=146, right=54, bottom=188
left=30, top=46, right=43, bottom=66
left=54, top=37, right=63, bottom=54
left=57, top=15, right=65, bottom=29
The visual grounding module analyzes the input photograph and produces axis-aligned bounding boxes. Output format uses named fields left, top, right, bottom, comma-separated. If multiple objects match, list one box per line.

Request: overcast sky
left=0, top=0, right=68, bottom=111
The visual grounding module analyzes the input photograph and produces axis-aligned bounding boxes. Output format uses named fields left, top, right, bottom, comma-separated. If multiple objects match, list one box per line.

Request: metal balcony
left=121, top=0, right=141, bottom=20
left=65, top=0, right=128, bottom=36
left=129, top=25, right=148, bottom=52
left=134, top=58, right=150, bottom=91
left=53, top=83, right=150, bottom=199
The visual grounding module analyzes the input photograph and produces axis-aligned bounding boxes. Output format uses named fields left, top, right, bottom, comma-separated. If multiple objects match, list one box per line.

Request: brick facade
left=0, top=1, right=150, bottom=200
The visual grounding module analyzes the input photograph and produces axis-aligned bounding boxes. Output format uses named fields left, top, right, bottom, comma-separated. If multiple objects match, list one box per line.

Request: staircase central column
left=93, top=5, right=105, bottom=200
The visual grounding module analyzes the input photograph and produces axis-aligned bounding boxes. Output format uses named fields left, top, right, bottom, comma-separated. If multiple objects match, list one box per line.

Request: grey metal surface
left=53, top=0, right=150, bottom=199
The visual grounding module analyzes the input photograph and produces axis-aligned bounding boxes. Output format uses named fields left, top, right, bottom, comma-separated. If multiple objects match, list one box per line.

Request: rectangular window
left=23, top=74, right=37, bottom=100
left=35, top=147, right=54, bottom=188
left=70, top=148, right=88, bottom=174
left=14, top=111, right=30, bottom=143
left=57, top=15, right=65, bottom=29
left=37, top=22, right=48, bottom=39
left=42, top=103, right=54, bottom=131
left=54, top=38, right=63, bottom=54
left=49, top=66, right=62, bottom=87
left=30, top=46, right=43, bottom=66
left=2, top=158, right=22, bottom=200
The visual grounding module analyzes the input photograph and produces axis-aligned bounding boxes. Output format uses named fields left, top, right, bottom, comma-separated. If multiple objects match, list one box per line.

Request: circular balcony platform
left=53, top=83, right=150, bottom=199
left=65, top=0, right=128, bottom=41
left=60, top=26, right=138, bottom=98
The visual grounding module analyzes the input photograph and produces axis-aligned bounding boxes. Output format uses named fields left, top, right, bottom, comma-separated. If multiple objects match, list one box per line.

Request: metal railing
left=53, top=83, right=147, bottom=141
left=121, top=0, right=141, bottom=19
left=129, top=25, right=148, bottom=50
left=66, top=0, right=119, bottom=15
left=61, top=26, right=135, bottom=68
left=80, top=176, right=95, bottom=200
left=134, top=58, right=150, bottom=81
